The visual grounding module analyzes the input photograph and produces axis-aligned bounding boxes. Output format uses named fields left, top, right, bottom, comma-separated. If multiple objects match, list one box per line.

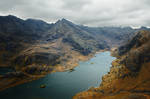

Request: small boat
left=69, top=68, right=75, bottom=72
left=91, top=62, right=94, bottom=64
left=40, top=84, right=46, bottom=88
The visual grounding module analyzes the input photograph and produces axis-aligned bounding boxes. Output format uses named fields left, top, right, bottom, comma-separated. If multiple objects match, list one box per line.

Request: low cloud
left=0, top=0, right=150, bottom=27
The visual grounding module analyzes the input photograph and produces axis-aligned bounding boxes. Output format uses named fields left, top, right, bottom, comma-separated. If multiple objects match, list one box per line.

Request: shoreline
left=73, top=48, right=117, bottom=99
left=0, top=49, right=106, bottom=92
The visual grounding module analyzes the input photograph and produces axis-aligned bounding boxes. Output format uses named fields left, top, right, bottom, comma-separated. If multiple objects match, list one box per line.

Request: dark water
left=0, top=51, right=115, bottom=99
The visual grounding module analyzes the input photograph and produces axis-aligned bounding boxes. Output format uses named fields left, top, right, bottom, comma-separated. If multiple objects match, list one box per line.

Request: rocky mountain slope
left=0, top=15, right=149, bottom=91
left=0, top=15, right=140, bottom=72
left=73, top=30, right=150, bottom=99
left=79, top=26, right=135, bottom=46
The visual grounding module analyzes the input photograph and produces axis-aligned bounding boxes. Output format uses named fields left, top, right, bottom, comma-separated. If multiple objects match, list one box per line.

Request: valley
left=0, top=15, right=150, bottom=99
left=0, top=51, right=115, bottom=99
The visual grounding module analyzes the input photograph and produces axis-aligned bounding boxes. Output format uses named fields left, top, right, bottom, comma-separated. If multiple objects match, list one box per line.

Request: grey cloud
left=61, top=0, right=90, bottom=10
left=0, top=0, right=28, bottom=12
left=0, top=0, right=150, bottom=27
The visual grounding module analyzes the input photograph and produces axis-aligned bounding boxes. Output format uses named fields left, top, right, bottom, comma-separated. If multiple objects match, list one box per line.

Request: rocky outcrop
left=73, top=30, right=150, bottom=99
left=13, top=52, right=60, bottom=67
left=119, top=31, right=150, bottom=72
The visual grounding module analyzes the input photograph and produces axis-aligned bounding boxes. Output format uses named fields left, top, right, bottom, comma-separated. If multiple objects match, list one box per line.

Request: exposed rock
left=13, top=52, right=60, bottom=67
left=24, top=65, right=53, bottom=74
left=3, top=71, right=27, bottom=78
left=119, top=30, right=150, bottom=72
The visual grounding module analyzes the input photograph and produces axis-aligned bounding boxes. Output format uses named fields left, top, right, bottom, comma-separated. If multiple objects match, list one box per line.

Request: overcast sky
left=0, top=0, right=150, bottom=27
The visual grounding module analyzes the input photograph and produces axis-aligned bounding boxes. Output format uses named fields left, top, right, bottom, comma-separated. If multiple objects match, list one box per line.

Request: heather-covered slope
left=0, top=15, right=53, bottom=67
left=0, top=15, right=149, bottom=91
left=0, top=15, right=140, bottom=72
left=0, top=15, right=112, bottom=91
left=0, top=16, right=109, bottom=72
left=73, top=30, right=150, bottom=99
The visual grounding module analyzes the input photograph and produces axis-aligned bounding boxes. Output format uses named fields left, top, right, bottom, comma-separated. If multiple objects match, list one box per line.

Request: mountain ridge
left=0, top=15, right=150, bottom=92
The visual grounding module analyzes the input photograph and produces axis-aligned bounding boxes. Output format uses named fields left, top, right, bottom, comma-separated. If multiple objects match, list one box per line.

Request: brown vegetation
left=73, top=30, right=150, bottom=99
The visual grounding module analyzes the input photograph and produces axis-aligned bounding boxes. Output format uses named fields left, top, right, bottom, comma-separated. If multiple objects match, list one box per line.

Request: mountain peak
left=56, top=18, right=73, bottom=25
left=25, top=18, right=48, bottom=24
left=0, top=15, right=19, bottom=20
left=61, top=18, right=68, bottom=21
left=3, top=15, right=17, bottom=18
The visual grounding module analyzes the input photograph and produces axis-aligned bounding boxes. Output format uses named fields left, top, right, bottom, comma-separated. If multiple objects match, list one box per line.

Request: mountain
left=118, top=30, right=150, bottom=72
left=0, top=15, right=149, bottom=91
left=79, top=26, right=135, bottom=46
left=74, top=30, right=150, bottom=99
left=44, top=19, right=103, bottom=54
left=0, top=15, right=136, bottom=69
left=0, top=15, right=53, bottom=68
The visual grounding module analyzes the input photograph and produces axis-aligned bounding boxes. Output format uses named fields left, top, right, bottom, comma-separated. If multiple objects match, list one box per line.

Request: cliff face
left=73, top=30, right=150, bottom=99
